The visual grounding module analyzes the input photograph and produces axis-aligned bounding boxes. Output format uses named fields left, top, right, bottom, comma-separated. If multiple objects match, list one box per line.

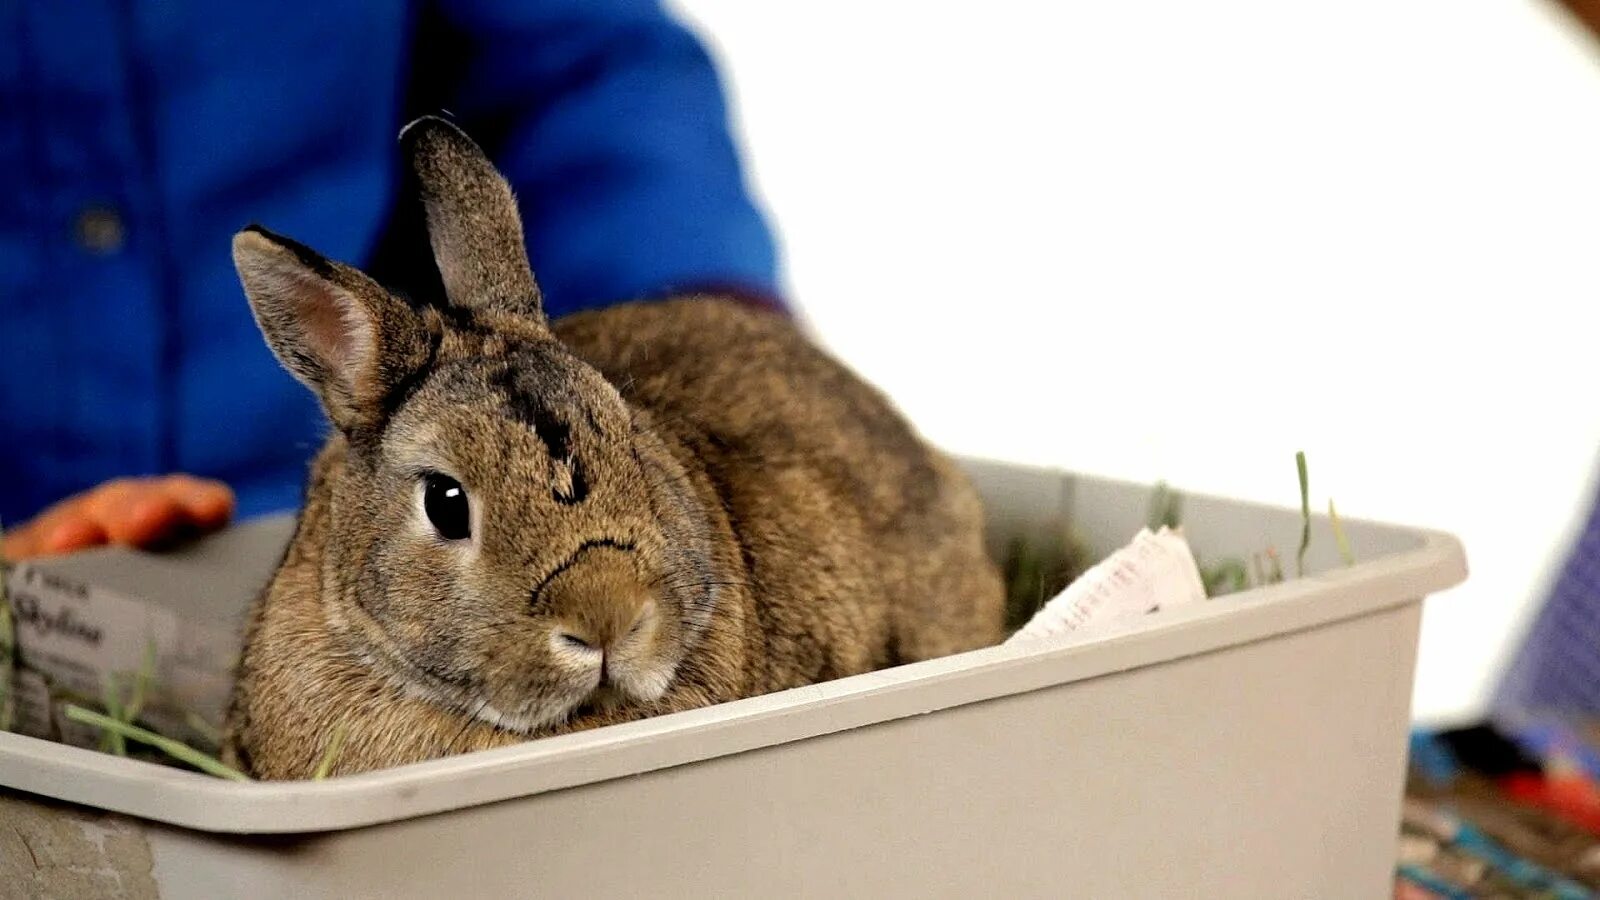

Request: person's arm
left=410, top=0, right=783, bottom=314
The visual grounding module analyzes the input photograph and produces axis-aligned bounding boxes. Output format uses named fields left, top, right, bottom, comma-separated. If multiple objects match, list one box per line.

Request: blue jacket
left=0, top=0, right=780, bottom=524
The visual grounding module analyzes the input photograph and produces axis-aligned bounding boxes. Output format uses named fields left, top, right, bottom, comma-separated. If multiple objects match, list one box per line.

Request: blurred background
left=670, top=0, right=1600, bottom=726
left=9, top=4, right=1600, bottom=890
left=6, top=0, right=1600, bottom=731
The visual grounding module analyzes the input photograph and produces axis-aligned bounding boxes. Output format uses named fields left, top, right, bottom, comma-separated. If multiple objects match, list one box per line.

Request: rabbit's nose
left=533, top=544, right=654, bottom=651
left=552, top=600, right=654, bottom=656
left=554, top=631, right=598, bottom=653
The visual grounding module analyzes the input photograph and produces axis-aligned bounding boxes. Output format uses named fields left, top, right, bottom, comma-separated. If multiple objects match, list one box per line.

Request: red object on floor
left=1500, top=771, right=1600, bottom=834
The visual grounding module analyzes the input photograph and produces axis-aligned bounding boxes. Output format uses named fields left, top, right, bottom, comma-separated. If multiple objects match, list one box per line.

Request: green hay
left=63, top=705, right=251, bottom=782
left=313, top=724, right=349, bottom=781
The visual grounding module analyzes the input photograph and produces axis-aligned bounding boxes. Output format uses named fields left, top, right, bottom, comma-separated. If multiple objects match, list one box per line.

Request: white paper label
left=1007, top=526, right=1209, bottom=645
left=3, top=564, right=236, bottom=745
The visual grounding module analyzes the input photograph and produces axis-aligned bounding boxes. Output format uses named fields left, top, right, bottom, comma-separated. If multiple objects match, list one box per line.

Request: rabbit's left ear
left=233, top=226, right=432, bottom=433
left=401, top=115, right=545, bottom=325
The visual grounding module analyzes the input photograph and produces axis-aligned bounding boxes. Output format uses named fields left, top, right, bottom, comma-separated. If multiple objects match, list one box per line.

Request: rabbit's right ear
left=401, top=116, right=546, bottom=326
left=233, top=226, right=431, bottom=433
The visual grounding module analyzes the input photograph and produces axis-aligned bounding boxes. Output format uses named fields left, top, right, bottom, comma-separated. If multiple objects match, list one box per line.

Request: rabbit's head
left=231, top=118, right=720, bottom=734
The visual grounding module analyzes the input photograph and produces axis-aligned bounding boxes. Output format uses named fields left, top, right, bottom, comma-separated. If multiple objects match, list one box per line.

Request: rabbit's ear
left=233, top=226, right=431, bottom=432
left=401, top=115, right=545, bottom=324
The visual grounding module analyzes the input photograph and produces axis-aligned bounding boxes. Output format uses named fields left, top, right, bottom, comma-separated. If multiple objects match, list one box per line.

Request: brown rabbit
left=220, top=117, right=1004, bottom=779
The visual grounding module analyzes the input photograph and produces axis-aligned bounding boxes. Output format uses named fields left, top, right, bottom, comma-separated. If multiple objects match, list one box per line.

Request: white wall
left=672, top=0, right=1600, bottom=724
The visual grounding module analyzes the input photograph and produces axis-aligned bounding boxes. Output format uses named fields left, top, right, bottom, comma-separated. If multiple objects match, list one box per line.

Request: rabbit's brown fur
left=221, top=117, right=1004, bottom=780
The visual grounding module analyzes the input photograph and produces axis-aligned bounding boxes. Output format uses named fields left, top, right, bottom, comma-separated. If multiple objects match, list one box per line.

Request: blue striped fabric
left=1496, top=490, right=1600, bottom=715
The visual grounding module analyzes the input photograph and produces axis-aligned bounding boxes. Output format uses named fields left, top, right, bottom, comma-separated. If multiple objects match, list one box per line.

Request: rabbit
left=220, top=116, right=1005, bottom=780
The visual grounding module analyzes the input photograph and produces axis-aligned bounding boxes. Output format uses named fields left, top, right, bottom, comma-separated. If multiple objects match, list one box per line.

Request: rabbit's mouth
left=579, top=684, right=623, bottom=716
left=335, top=578, right=681, bottom=736
left=352, top=631, right=598, bottom=737
left=429, top=652, right=679, bottom=737
left=607, top=655, right=677, bottom=701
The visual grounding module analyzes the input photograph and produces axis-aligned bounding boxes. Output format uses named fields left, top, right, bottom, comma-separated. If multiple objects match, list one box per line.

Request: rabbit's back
left=554, top=297, right=1005, bottom=689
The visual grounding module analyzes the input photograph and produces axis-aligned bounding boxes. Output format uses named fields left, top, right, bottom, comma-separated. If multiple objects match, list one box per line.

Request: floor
left=1399, top=716, right=1600, bottom=897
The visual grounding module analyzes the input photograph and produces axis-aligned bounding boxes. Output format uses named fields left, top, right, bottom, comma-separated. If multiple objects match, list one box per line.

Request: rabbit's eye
left=423, top=474, right=472, bottom=541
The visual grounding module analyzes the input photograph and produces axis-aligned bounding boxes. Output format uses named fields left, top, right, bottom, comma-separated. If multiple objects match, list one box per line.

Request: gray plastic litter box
left=0, top=459, right=1467, bottom=899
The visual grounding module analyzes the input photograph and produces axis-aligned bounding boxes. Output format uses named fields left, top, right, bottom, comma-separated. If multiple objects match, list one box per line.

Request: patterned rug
left=1399, top=717, right=1600, bottom=898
